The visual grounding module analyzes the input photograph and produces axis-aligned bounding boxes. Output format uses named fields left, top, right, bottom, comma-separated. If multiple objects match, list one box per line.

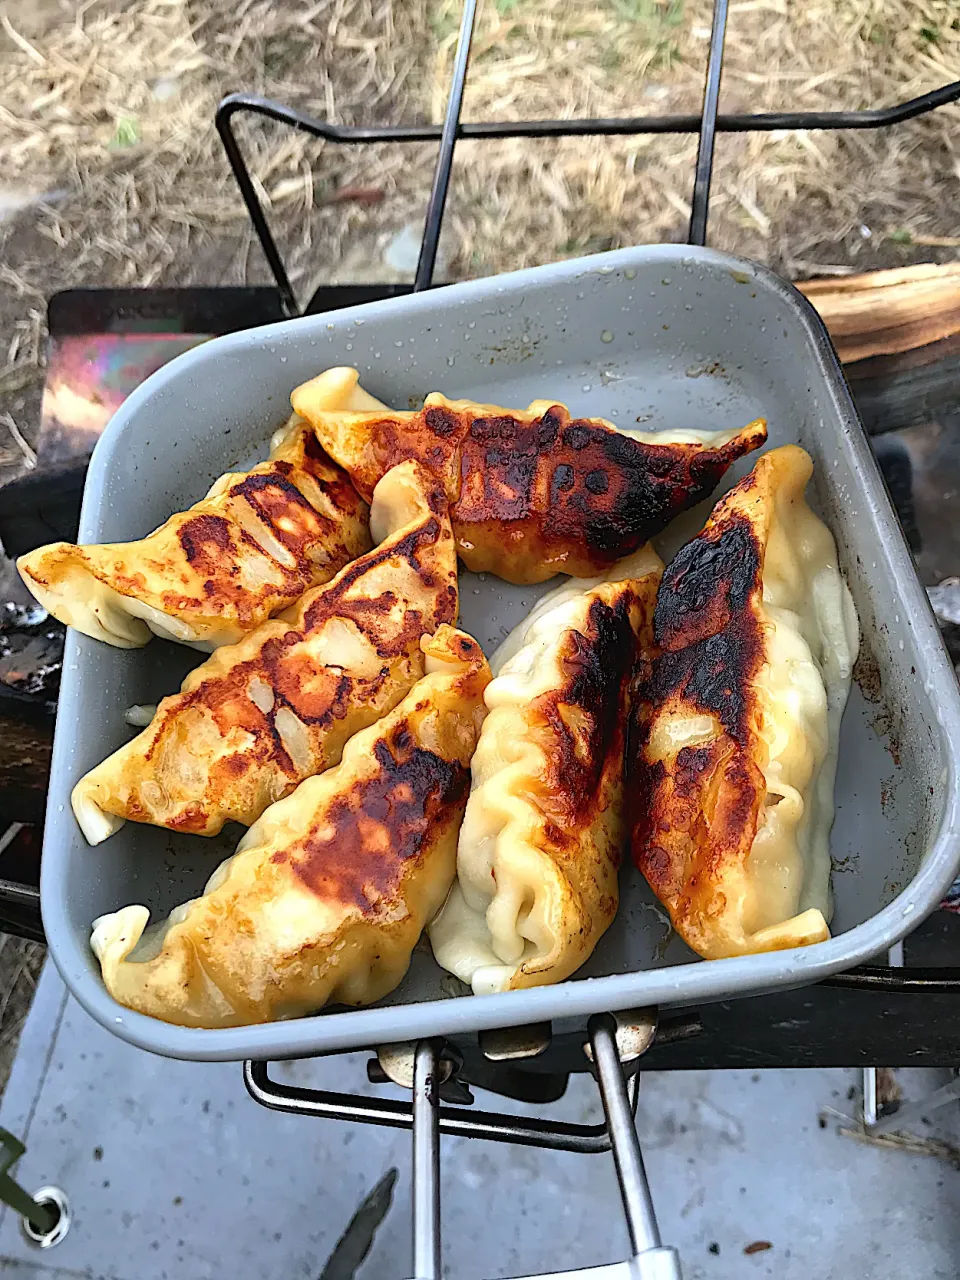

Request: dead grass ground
left=1, top=0, right=960, bottom=467
left=0, top=0, right=959, bottom=1085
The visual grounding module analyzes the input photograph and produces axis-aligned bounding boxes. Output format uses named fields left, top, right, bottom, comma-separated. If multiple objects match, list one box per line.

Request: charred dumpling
left=429, top=545, right=662, bottom=993
left=18, top=368, right=381, bottom=649
left=630, top=445, right=859, bottom=960
left=293, top=370, right=767, bottom=585
left=71, top=460, right=458, bottom=843
left=90, top=628, right=490, bottom=1028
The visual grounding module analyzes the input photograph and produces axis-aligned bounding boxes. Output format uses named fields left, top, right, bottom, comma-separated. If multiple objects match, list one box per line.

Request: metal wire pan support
left=244, top=1057, right=639, bottom=1156
left=246, top=1013, right=682, bottom=1279
left=215, top=0, right=960, bottom=314
left=409, top=1018, right=681, bottom=1279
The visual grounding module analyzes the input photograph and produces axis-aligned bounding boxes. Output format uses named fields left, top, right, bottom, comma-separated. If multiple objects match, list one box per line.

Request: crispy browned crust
left=535, top=591, right=648, bottom=832
left=270, top=633, right=487, bottom=926
left=526, top=585, right=658, bottom=972
left=301, top=396, right=767, bottom=582
left=94, top=627, right=491, bottom=1027
left=630, top=464, right=771, bottom=953
left=281, top=698, right=476, bottom=913
left=83, top=465, right=458, bottom=836
left=138, top=430, right=369, bottom=626
left=20, top=427, right=370, bottom=643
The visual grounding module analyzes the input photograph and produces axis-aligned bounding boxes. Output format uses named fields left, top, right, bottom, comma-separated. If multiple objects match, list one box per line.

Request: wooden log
left=799, top=264, right=960, bottom=365
left=799, top=264, right=960, bottom=435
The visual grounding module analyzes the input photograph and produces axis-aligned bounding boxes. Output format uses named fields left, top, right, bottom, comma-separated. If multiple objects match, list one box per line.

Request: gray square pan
left=40, top=245, right=960, bottom=1061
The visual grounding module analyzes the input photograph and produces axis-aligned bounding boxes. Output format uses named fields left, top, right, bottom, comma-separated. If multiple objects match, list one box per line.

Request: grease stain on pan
left=854, top=640, right=904, bottom=765
left=480, top=321, right=546, bottom=365
left=685, top=360, right=726, bottom=380
left=830, top=852, right=860, bottom=874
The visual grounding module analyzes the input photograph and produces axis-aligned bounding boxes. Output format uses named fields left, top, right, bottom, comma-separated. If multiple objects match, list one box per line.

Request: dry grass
left=0, top=0, right=959, bottom=442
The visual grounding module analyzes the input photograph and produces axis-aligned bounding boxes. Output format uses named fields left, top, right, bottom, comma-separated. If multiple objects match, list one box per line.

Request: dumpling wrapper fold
left=18, top=367, right=381, bottom=649
left=72, top=460, right=458, bottom=843
left=429, top=545, right=662, bottom=993
left=630, top=444, right=860, bottom=959
left=293, top=369, right=766, bottom=584
left=90, top=626, right=490, bottom=1028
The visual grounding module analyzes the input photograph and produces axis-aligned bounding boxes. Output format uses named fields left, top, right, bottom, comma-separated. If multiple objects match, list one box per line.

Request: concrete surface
left=0, top=963, right=957, bottom=1280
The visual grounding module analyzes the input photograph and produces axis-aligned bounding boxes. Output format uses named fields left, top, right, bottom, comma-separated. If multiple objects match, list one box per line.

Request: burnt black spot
left=551, top=463, right=576, bottom=496
left=425, top=406, right=458, bottom=437
left=602, top=431, right=637, bottom=466
left=537, top=412, right=561, bottom=448
left=673, top=744, right=718, bottom=794
left=644, top=612, right=761, bottom=744
left=655, top=517, right=761, bottom=651
left=470, top=415, right=519, bottom=446
left=540, top=419, right=760, bottom=565
left=562, top=423, right=591, bottom=451
left=539, top=595, right=636, bottom=824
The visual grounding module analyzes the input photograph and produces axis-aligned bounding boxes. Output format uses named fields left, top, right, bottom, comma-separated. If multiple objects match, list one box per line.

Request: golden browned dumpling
left=18, top=368, right=382, bottom=649
left=90, top=627, right=490, bottom=1028
left=71, top=460, right=458, bottom=844
left=429, top=545, right=662, bottom=993
left=293, top=370, right=766, bottom=585
left=630, top=446, right=859, bottom=960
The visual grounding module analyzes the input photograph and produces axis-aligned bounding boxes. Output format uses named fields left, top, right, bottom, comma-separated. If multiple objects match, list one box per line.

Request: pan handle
left=406, top=1014, right=682, bottom=1280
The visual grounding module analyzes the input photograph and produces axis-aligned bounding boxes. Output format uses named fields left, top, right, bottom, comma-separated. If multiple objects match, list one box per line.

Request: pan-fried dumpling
left=630, top=445, right=860, bottom=960
left=18, top=368, right=382, bottom=649
left=90, top=627, right=490, bottom=1028
left=72, top=461, right=458, bottom=844
left=293, top=369, right=766, bottom=585
left=429, top=545, right=662, bottom=994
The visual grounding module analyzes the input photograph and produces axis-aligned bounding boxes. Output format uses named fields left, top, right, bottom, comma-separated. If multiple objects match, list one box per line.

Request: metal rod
left=588, top=1017, right=661, bottom=1256
left=0, top=1173, right=57, bottom=1235
left=244, top=1060, right=638, bottom=1154
left=862, top=1067, right=878, bottom=1128
left=216, top=76, right=960, bottom=305
left=0, top=1130, right=57, bottom=1236
left=414, top=0, right=478, bottom=292
left=216, top=80, right=960, bottom=146
left=688, top=0, right=729, bottom=246
left=821, top=966, right=960, bottom=992
left=411, top=1040, right=442, bottom=1280
left=0, top=880, right=40, bottom=907
left=864, top=1073, right=960, bottom=1137
left=215, top=102, right=299, bottom=316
